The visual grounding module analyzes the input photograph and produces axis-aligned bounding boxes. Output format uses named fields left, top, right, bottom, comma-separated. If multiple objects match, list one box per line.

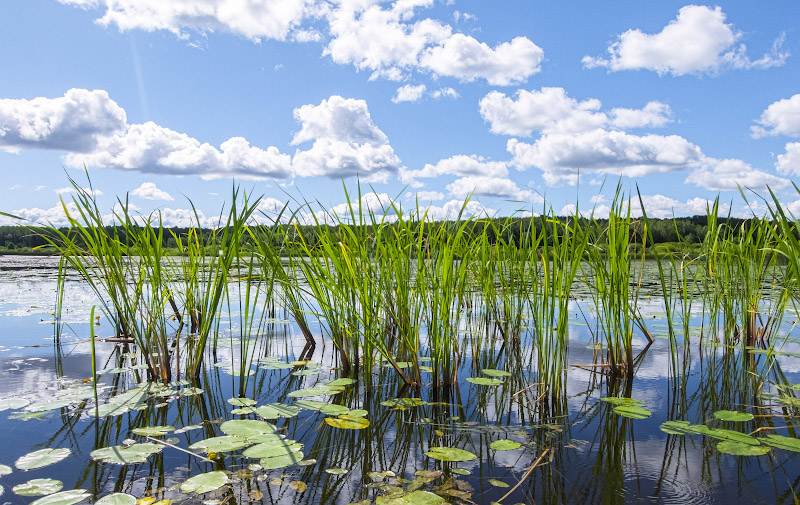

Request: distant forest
left=0, top=214, right=752, bottom=254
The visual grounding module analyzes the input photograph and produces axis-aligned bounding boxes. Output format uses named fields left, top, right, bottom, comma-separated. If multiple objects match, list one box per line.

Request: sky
left=1, top=1, right=799, bottom=227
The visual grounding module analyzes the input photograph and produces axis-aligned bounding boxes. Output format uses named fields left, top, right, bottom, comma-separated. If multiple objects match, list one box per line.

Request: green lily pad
left=465, top=377, right=504, bottom=386
left=254, top=404, right=301, bottom=419
left=451, top=468, right=470, bottom=475
left=287, top=385, right=344, bottom=398
left=714, top=410, right=754, bottom=422
left=15, top=448, right=71, bottom=470
left=13, top=479, right=63, bottom=496
left=188, top=436, right=250, bottom=453
left=90, top=443, right=163, bottom=464
left=259, top=451, right=304, bottom=469
left=325, top=468, right=349, bottom=475
left=481, top=369, right=512, bottom=377
left=293, top=399, right=329, bottom=411
left=220, top=419, right=277, bottom=438
left=325, top=416, right=370, bottom=429
left=348, top=409, right=368, bottom=417
left=613, top=405, right=652, bottom=419
left=94, top=493, right=136, bottom=505
left=326, top=378, right=357, bottom=387
left=180, top=471, right=229, bottom=494
left=380, top=398, right=426, bottom=409
left=706, top=429, right=760, bottom=445
left=0, top=463, right=11, bottom=476
left=29, top=489, right=90, bottom=505
left=243, top=440, right=303, bottom=458
left=0, top=398, right=30, bottom=411
left=257, top=359, right=293, bottom=369
left=425, top=446, right=477, bottom=462
left=319, top=404, right=350, bottom=416
left=397, top=490, right=445, bottom=504
left=131, top=425, right=173, bottom=437
left=489, top=479, right=509, bottom=488
left=228, top=398, right=257, bottom=407
left=717, top=441, right=770, bottom=456
left=659, top=421, right=710, bottom=436
left=600, top=397, right=644, bottom=406
left=290, top=369, right=320, bottom=377
left=25, top=399, right=74, bottom=412
left=490, top=440, right=521, bottom=451
left=761, top=435, right=800, bottom=453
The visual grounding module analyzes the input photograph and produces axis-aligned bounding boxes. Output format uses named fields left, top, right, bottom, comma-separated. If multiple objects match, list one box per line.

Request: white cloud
left=402, top=154, right=507, bottom=185
left=419, top=34, right=543, bottom=85
left=57, top=0, right=314, bottom=42
left=324, top=0, right=542, bottom=84
left=131, top=182, right=174, bottom=201
left=420, top=199, right=494, bottom=221
left=0, top=89, right=126, bottom=153
left=479, top=87, right=671, bottom=137
left=65, top=122, right=293, bottom=180
left=633, top=194, right=716, bottom=219
left=446, top=175, right=540, bottom=202
left=751, top=94, right=800, bottom=138
left=431, top=87, right=458, bottom=100
left=291, top=95, right=401, bottom=181
left=582, top=5, right=788, bottom=76
left=54, top=186, right=103, bottom=196
left=507, top=130, right=704, bottom=185
left=411, top=190, right=444, bottom=201
left=775, top=142, right=800, bottom=176
left=685, top=157, right=791, bottom=192
left=392, top=84, right=427, bottom=103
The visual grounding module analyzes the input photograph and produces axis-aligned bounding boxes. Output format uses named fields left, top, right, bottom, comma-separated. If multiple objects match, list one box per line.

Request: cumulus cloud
left=446, top=175, right=540, bottom=202
left=0, top=89, right=126, bottom=153
left=775, top=142, right=800, bottom=176
left=410, top=190, right=444, bottom=201
left=291, top=95, right=401, bottom=181
left=421, top=199, right=493, bottom=221
left=55, top=186, right=103, bottom=196
left=392, top=84, right=427, bottom=103
left=507, top=130, right=704, bottom=185
left=560, top=195, right=721, bottom=219
left=401, top=154, right=507, bottom=185
left=582, top=5, right=788, bottom=76
left=479, top=87, right=670, bottom=136
left=431, top=87, right=458, bottom=100
left=57, top=0, right=315, bottom=42
left=324, top=0, right=542, bottom=84
left=685, top=157, right=791, bottom=192
left=751, top=94, right=800, bottom=138
left=131, top=182, right=174, bottom=201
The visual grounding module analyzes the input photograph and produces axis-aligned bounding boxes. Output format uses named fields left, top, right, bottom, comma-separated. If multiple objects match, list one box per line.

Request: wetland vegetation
left=0, top=179, right=799, bottom=504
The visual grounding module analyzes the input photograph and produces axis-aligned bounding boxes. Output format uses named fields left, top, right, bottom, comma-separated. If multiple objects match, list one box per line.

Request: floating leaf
left=298, top=459, right=316, bottom=466
left=180, top=471, right=229, bottom=494
left=25, top=399, right=74, bottom=412
left=490, top=440, right=521, bottom=451
left=717, top=441, right=770, bottom=456
left=0, top=398, right=30, bottom=411
left=243, top=441, right=303, bottom=459
left=706, top=429, right=760, bottom=445
left=659, top=421, right=710, bottom=436
left=188, top=436, right=249, bottom=453
left=451, top=468, right=470, bottom=476
left=396, top=491, right=444, bottom=504
left=254, top=404, right=300, bottom=419
left=90, top=443, right=163, bottom=465
left=257, top=359, right=293, bottom=370
left=481, top=369, right=512, bottom=377
left=466, top=378, right=503, bottom=386
left=15, top=448, right=71, bottom=470
left=29, top=489, right=90, bottom=505
left=174, top=424, right=203, bottom=434
left=325, top=416, right=370, bottom=430
left=761, top=435, right=800, bottom=453
left=259, top=451, right=304, bottom=469
left=380, top=398, right=426, bottom=409
left=293, top=400, right=328, bottom=411
left=325, top=468, right=349, bottom=475
left=488, top=479, right=509, bottom=488
left=220, top=420, right=276, bottom=438
left=13, top=479, right=63, bottom=496
left=714, top=410, right=754, bottom=422
left=0, top=464, right=11, bottom=476
left=289, top=481, right=307, bottom=492
left=227, top=398, right=257, bottom=407
left=425, top=446, right=477, bottom=462
left=95, top=493, right=136, bottom=505
left=131, top=425, right=173, bottom=437
left=319, top=404, right=350, bottom=416
left=613, top=405, right=652, bottom=419
left=290, top=369, right=320, bottom=377
left=287, top=385, right=344, bottom=398
left=600, top=397, right=644, bottom=407
left=326, top=378, right=357, bottom=387
left=348, top=409, right=368, bottom=417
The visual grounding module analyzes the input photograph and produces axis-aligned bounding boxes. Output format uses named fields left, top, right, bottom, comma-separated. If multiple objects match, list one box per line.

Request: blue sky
left=1, top=1, right=799, bottom=226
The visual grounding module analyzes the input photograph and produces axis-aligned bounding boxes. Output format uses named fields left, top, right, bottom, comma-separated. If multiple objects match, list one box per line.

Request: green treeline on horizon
left=0, top=214, right=769, bottom=256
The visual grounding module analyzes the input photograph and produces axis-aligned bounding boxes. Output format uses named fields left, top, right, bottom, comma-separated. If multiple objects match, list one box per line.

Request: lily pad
left=714, top=410, right=754, bottom=422
left=325, top=416, right=370, bottom=429
left=325, top=468, right=349, bottom=475
left=0, top=463, right=11, bottom=476
left=90, top=443, right=163, bottom=465
left=395, top=490, right=445, bottom=504
left=287, top=385, right=344, bottom=398
left=180, top=471, right=229, bottom=494
left=13, top=479, right=63, bottom=496
left=15, top=448, right=71, bottom=470
left=254, top=404, right=301, bottom=419
left=0, top=398, right=30, bottom=411
left=220, top=419, right=277, bottom=438
left=717, top=441, right=770, bottom=456
left=289, top=481, right=307, bottom=492
left=326, top=378, right=357, bottom=387
left=489, top=479, right=509, bottom=488
left=465, top=377, right=504, bottom=386
left=481, top=369, right=512, bottom=377
left=94, top=493, right=136, bottom=505
left=30, top=489, right=90, bottom=505
left=188, top=435, right=250, bottom=453
left=319, top=404, right=350, bottom=416
left=293, top=399, right=329, bottom=411
left=600, top=397, right=644, bottom=406
left=380, top=398, right=426, bottom=409
left=613, top=405, right=652, bottom=419
left=706, top=429, right=760, bottom=445
left=425, top=446, right=477, bottom=462
left=761, top=435, right=800, bottom=453
left=131, top=425, right=173, bottom=437
left=659, top=421, right=710, bottom=436
left=227, top=398, right=257, bottom=407
left=490, top=440, right=521, bottom=451
left=259, top=451, right=304, bottom=469
left=451, top=468, right=470, bottom=476
left=243, top=440, right=303, bottom=459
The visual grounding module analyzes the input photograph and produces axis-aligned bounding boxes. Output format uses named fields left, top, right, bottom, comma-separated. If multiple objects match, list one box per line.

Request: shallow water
left=0, top=255, right=799, bottom=504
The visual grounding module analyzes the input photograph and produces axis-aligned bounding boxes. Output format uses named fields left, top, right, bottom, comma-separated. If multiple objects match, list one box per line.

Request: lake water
left=0, top=255, right=799, bottom=504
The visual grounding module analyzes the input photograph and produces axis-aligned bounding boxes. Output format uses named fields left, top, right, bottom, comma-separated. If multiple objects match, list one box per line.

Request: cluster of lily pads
left=0, top=448, right=91, bottom=505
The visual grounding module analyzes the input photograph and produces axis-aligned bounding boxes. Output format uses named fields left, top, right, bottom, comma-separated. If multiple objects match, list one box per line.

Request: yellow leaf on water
left=289, top=481, right=307, bottom=492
